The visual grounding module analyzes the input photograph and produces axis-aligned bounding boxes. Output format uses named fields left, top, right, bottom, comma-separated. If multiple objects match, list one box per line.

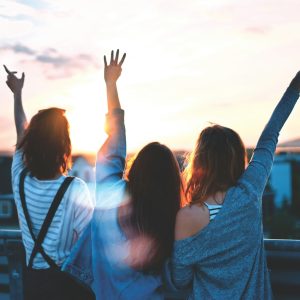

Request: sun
left=63, top=73, right=108, bottom=154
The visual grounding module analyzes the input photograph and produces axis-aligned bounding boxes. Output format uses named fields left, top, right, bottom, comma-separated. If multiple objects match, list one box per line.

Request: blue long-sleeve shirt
left=63, top=109, right=163, bottom=299
left=170, top=87, right=299, bottom=300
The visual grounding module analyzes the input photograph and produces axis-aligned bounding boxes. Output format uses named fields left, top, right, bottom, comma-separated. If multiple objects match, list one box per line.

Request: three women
left=6, top=54, right=300, bottom=299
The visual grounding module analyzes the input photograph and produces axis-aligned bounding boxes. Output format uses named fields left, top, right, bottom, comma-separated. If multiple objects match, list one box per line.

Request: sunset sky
left=0, top=0, right=300, bottom=154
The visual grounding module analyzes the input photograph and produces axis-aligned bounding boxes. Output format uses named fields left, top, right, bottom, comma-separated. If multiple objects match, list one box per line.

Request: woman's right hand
left=104, top=50, right=126, bottom=85
left=4, top=65, right=25, bottom=95
left=289, top=71, right=300, bottom=92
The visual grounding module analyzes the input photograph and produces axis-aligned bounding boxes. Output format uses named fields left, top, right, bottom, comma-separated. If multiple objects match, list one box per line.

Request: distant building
left=0, top=154, right=17, bottom=224
left=269, top=154, right=294, bottom=207
left=278, top=137, right=300, bottom=150
left=0, top=153, right=13, bottom=194
left=269, top=149, right=300, bottom=214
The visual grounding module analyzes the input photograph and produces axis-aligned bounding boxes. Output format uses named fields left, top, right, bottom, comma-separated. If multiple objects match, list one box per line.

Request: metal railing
left=0, top=230, right=23, bottom=300
left=0, top=230, right=300, bottom=300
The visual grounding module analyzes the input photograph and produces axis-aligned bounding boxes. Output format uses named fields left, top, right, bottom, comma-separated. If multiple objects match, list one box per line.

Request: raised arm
left=239, top=72, right=300, bottom=197
left=96, top=50, right=127, bottom=186
left=4, top=65, right=27, bottom=147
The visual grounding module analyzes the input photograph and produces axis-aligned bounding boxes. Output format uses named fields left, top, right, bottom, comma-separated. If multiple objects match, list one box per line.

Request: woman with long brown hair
left=64, top=50, right=182, bottom=299
left=4, top=65, right=94, bottom=300
left=171, top=71, right=300, bottom=299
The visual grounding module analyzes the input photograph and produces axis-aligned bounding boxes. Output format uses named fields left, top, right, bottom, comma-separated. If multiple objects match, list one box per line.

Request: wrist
left=14, top=90, right=22, bottom=97
left=105, top=81, right=117, bottom=87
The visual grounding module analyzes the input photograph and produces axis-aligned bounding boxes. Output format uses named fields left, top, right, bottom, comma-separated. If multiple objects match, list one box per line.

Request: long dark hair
left=17, top=107, right=72, bottom=179
left=123, top=142, right=182, bottom=274
left=185, top=125, right=247, bottom=205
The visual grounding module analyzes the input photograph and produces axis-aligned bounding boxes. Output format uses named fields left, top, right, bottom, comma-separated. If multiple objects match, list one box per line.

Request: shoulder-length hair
left=124, top=142, right=182, bottom=274
left=184, top=125, right=247, bottom=205
left=17, top=107, right=72, bottom=179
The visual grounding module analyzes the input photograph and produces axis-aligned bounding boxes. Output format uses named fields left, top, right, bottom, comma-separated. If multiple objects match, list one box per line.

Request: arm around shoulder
left=172, top=205, right=209, bottom=289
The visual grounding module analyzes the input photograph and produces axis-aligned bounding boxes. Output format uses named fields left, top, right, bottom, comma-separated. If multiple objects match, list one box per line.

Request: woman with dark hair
left=4, top=65, right=94, bottom=299
left=171, top=71, right=300, bottom=299
left=64, top=50, right=182, bottom=299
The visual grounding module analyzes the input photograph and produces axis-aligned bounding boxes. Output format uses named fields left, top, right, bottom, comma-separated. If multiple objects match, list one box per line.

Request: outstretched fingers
left=110, top=50, right=114, bottom=65
left=105, top=50, right=126, bottom=67
left=119, top=53, right=126, bottom=66
left=115, top=49, right=119, bottom=65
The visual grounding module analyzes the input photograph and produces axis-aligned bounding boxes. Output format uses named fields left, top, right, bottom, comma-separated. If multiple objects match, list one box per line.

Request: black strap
left=19, top=169, right=75, bottom=269
left=20, top=169, right=56, bottom=268
left=19, top=169, right=53, bottom=266
left=28, top=175, right=74, bottom=268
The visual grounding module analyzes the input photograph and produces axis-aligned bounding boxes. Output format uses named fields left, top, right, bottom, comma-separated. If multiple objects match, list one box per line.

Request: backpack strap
left=19, top=168, right=75, bottom=269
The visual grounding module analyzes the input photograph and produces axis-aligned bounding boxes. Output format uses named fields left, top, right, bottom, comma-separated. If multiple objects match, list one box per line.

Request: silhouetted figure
left=171, top=71, right=300, bottom=299
left=64, top=50, right=182, bottom=299
left=4, top=65, right=94, bottom=300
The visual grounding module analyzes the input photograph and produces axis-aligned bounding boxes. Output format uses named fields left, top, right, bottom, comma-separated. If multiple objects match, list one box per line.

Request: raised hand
left=4, top=65, right=25, bottom=95
left=289, top=71, right=300, bottom=92
left=104, top=50, right=126, bottom=84
left=3, top=65, right=27, bottom=145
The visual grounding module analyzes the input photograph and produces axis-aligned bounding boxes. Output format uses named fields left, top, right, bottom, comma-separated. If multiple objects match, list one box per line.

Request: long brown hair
left=185, top=125, right=247, bottom=205
left=123, top=142, right=182, bottom=274
left=17, top=107, right=72, bottom=179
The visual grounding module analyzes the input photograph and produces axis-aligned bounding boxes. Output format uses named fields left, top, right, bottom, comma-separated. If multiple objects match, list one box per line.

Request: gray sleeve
left=239, top=87, right=299, bottom=198
left=170, top=260, right=194, bottom=289
left=163, top=259, right=191, bottom=296
left=171, top=240, right=197, bottom=289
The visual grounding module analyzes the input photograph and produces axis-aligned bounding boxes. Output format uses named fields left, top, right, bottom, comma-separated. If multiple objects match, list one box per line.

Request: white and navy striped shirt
left=204, top=202, right=222, bottom=221
left=12, top=150, right=94, bottom=269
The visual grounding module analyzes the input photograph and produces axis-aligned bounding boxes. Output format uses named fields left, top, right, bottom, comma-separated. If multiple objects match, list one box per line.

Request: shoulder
left=68, top=177, right=92, bottom=202
left=71, top=176, right=89, bottom=190
left=175, top=204, right=210, bottom=240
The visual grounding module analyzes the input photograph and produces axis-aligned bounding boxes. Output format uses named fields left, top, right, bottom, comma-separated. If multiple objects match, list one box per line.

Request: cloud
left=35, top=54, right=69, bottom=66
left=11, top=43, right=36, bottom=55
left=0, top=43, right=99, bottom=79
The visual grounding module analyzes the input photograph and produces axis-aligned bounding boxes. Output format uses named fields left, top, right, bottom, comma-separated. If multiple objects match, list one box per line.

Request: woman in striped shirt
left=4, top=65, right=94, bottom=300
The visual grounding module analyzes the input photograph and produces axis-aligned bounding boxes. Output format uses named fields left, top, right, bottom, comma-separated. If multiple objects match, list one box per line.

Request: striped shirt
left=12, top=150, right=94, bottom=269
left=204, top=202, right=222, bottom=221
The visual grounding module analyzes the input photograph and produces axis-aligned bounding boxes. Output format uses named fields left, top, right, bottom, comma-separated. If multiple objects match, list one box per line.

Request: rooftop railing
left=0, top=229, right=299, bottom=300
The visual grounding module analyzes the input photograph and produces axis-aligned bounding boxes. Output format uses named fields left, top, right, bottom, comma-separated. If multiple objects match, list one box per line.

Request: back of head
left=18, top=108, right=71, bottom=179
left=125, top=142, right=182, bottom=274
left=185, top=125, right=247, bottom=204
